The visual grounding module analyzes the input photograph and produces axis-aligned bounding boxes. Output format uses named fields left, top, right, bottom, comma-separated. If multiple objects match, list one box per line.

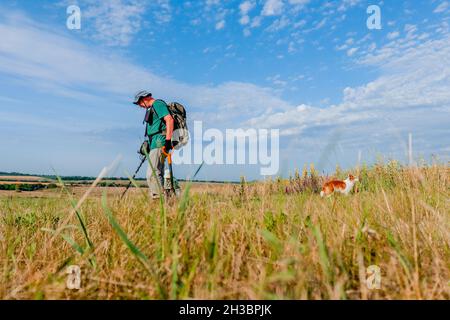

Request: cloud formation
left=0, top=11, right=291, bottom=128
left=246, top=30, right=450, bottom=166
left=59, top=0, right=172, bottom=46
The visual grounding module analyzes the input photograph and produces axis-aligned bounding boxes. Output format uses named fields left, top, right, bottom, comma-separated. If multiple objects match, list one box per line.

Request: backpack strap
left=143, top=99, right=168, bottom=138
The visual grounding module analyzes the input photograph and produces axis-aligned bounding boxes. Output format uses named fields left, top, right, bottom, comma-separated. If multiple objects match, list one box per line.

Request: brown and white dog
left=320, top=174, right=359, bottom=197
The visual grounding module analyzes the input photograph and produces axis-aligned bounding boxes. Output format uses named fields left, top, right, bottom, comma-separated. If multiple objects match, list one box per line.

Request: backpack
left=144, top=100, right=189, bottom=150
left=167, top=102, right=189, bottom=150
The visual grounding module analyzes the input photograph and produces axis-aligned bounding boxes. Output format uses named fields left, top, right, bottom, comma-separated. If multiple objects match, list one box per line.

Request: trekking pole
left=121, top=156, right=146, bottom=200
left=161, top=147, right=176, bottom=195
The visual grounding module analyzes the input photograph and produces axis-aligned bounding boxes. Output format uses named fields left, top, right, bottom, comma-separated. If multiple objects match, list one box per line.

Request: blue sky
left=0, top=0, right=449, bottom=181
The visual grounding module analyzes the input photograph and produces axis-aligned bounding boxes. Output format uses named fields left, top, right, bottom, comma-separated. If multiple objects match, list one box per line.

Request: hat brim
left=133, top=93, right=152, bottom=104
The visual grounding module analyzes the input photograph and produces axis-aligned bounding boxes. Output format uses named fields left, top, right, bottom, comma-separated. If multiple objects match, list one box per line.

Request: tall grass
left=0, top=161, right=448, bottom=299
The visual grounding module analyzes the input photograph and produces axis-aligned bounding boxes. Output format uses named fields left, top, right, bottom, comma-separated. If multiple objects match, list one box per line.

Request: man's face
left=137, top=100, right=146, bottom=108
left=138, top=96, right=153, bottom=109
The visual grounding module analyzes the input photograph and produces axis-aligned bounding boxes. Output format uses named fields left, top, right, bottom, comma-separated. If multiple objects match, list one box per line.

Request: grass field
left=0, top=161, right=448, bottom=300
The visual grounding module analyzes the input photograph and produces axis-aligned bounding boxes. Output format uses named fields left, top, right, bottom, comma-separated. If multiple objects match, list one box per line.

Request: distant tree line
left=0, top=172, right=238, bottom=184
left=0, top=183, right=58, bottom=191
left=0, top=172, right=146, bottom=181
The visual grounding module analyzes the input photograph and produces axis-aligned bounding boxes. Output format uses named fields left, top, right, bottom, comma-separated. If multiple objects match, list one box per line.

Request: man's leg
left=146, top=148, right=165, bottom=199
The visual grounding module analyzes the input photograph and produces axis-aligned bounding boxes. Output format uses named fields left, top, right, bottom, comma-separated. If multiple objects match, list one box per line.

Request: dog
left=320, top=174, right=359, bottom=197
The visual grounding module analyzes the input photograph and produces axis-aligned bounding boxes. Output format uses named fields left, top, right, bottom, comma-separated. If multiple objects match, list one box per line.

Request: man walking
left=133, top=91, right=174, bottom=199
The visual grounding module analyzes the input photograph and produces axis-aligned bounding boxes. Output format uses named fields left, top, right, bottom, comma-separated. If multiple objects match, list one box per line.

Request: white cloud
left=434, top=1, right=449, bottom=13
left=314, top=18, right=327, bottom=30
left=77, top=0, right=155, bottom=47
left=239, top=0, right=255, bottom=25
left=346, top=47, right=358, bottom=56
left=58, top=0, right=172, bottom=47
left=288, top=41, right=296, bottom=53
left=262, top=0, right=284, bottom=16
left=337, top=0, right=361, bottom=12
left=240, top=15, right=250, bottom=25
left=288, top=0, right=309, bottom=5
left=266, top=16, right=290, bottom=32
left=215, top=19, right=226, bottom=30
left=239, top=0, right=255, bottom=15
left=404, top=24, right=418, bottom=33
left=203, top=47, right=215, bottom=54
left=245, top=30, right=450, bottom=166
left=206, top=0, right=220, bottom=6
left=293, top=19, right=306, bottom=29
left=205, top=2, right=230, bottom=31
left=190, top=18, right=201, bottom=26
left=387, top=31, right=400, bottom=40
left=266, top=74, right=288, bottom=87
left=0, top=12, right=291, bottom=126
left=236, top=0, right=364, bottom=47
left=355, top=37, right=450, bottom=109
left=250, top=16, right=263, bottom=28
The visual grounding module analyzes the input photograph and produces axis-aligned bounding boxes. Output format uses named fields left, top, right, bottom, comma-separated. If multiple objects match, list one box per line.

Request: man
left=133, top=91, right=174, bottom=199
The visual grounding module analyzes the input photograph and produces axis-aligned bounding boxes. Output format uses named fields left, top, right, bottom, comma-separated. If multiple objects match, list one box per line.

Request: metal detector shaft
left=121, top=157, right=146, bottom=199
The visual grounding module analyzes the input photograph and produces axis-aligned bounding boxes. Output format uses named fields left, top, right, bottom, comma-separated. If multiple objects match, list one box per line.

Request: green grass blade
left=170, top=241, right=179, bottom=300
left=41, top=227, right=85, bottom=255
left=101, top=191, right=149, bottom=263
left=305, top=219, right=333, bottom=284
left=101, top=191, right=168, bottom=299
left=52, top=169, right=94, bottom=250
left=60, top=233, right=85, bottom=255
left=386, top=231, right=412, bottom=274
left=178, top=162, right=204, bottom=214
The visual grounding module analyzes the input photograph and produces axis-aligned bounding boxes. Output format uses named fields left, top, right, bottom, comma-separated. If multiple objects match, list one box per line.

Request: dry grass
left=0, top=162, right=448, bottom=300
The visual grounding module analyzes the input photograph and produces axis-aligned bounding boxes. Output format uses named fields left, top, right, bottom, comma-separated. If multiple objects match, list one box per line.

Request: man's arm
left=164, top=114, right=174, bottom=140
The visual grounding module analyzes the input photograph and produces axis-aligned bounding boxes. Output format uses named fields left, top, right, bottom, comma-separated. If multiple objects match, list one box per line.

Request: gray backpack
left=167, top=102, right=189, bottom=150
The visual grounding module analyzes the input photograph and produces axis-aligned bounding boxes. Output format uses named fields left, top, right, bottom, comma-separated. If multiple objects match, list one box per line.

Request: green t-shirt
left=146, top=100, right=170, bottom=150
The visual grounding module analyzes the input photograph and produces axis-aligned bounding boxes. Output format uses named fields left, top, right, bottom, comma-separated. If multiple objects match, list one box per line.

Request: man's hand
left=164, top=139, right=173, bottom=152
